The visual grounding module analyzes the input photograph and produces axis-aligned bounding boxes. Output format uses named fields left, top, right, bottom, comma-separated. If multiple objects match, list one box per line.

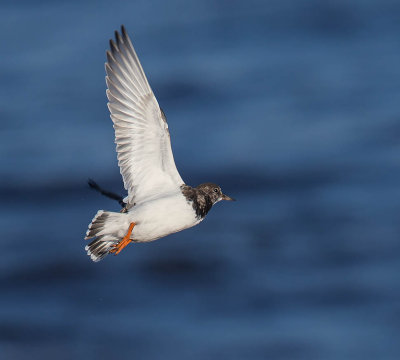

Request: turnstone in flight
left=85, top=26, right=234, bottom=262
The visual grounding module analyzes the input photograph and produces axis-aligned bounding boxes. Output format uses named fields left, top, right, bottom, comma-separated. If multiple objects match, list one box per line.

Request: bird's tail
left=84, top=210, right=129, bottom=262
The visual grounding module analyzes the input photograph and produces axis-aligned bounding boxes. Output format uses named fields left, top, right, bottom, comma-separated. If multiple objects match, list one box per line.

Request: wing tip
left=121, top=25, right=127, bottom=38
left=106, top=50, right=116, bottom=66
left=115, top=30, right=123, bottom=47
left=109, top=38, right=117, bottom=54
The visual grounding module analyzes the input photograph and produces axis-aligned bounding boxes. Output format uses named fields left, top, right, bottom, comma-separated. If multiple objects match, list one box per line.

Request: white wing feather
left=105, top=26, right=184, bottom=205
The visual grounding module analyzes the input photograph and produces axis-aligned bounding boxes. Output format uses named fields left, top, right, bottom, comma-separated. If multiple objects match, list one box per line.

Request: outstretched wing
left=105, top=26, right=184, bottom=205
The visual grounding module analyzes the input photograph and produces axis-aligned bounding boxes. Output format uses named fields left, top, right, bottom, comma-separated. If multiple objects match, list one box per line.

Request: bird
left=85, top=26, right=235, bottom=262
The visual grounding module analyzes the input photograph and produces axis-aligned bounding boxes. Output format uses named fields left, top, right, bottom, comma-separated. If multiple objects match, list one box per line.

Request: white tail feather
left=84, top=210, right=129, bottom=262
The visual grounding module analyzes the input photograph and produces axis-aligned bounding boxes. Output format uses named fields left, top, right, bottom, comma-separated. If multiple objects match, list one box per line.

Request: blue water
left=1, top=1, right=400, bottom=359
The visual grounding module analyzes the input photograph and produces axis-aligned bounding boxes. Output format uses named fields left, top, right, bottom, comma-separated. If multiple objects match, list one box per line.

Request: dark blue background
left=1, top=1, right=400, bottom=359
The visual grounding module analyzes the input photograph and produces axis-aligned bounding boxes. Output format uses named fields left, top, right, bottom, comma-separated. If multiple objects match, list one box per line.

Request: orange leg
left=110, top=222, right=136, bottom=255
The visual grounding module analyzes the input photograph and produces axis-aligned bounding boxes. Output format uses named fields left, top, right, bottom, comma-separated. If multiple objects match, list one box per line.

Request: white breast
left=127, top=191, right=200, bottom=242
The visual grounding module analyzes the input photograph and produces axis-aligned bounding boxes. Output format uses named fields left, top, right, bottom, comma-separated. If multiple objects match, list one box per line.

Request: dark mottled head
left=181, top=182, right=235, bottom=219
left=196, top=182, right=235, bottom=204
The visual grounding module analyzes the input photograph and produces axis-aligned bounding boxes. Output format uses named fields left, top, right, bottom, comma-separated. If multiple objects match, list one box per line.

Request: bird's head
left=196, top=182, right=235, bottom=204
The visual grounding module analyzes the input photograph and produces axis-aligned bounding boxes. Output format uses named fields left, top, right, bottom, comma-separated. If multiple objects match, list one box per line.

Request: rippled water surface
left=1, top=1, right=400, bottom=359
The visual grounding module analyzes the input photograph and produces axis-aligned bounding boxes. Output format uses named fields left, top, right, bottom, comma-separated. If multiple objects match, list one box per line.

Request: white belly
left=127, top=193, right=201, bottom=242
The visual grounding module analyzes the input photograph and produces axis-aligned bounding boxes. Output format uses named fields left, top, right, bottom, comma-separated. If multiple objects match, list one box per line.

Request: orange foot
left=110, top=222, right=136, bottom=255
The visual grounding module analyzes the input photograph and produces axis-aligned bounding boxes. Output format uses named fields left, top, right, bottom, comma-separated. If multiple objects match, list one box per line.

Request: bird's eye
left=213, top=188, right=218, bottom=193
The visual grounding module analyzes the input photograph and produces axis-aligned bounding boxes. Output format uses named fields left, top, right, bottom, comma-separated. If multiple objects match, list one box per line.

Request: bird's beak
left=221, top=194, right=235, bottom=201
